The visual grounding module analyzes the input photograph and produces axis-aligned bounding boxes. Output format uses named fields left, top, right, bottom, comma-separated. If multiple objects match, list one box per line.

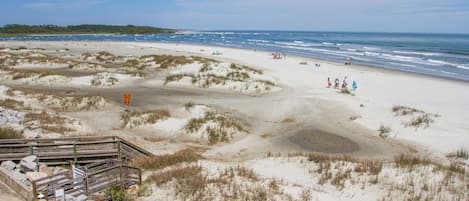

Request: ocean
left=2, top=31, right=469, bottom=81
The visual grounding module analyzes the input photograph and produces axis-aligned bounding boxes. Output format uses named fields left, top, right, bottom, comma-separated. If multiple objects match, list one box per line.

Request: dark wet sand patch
left=289, top=129, right=360, bottom=153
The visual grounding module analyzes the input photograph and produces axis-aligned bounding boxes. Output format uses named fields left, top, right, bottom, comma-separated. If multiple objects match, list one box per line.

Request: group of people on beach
left=272, top=52, right=286, bottom=59
left=327, top=76, right=358, bottom=91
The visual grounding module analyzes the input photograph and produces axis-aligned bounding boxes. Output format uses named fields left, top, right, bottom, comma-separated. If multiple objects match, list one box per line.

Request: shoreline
left=10, top=39, right=469, bottom=84
left=1, top=39, right=469, bottom=83
left=141, top=41, right=469, bottom=85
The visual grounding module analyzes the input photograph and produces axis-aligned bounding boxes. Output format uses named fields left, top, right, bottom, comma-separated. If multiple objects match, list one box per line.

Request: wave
left=363, top=46, right=379, bottom=51
left=456, top=64, right=469, bottom=70
left=393, top=50, right=441, bottom=56
left=247, top=39, right=269, bottom=43
left=274, top=41, right=321, bottom=47
left=427, top=59, right=469, bottom=70
left=389, top=62, right=418, bottom=68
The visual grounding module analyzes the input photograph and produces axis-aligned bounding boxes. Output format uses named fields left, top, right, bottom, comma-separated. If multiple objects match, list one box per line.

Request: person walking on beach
left=352, top=80, right=358, bottom=90
left=334, top=78, right=340, bottom=88
left=327, top=77, right=332, bottom=88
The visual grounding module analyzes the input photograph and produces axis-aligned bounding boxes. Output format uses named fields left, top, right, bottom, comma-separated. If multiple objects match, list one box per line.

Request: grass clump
left=392, top=105, right=423, bottom=116
left=230, top=63, right=263, bottom=74
left=392, top=105, right=440, bottom=129
left=0, top=127, right=23, bottom=139
left=37, top=71, right=65, bottom=78
left=404, top=113, right=439, bottom=129
left=11, top=71, right=34, bottom=80
left=378, top=125, right=391, bottom=138
left=393, top=154, right=466, bottom=174
left=121, top=109, right=170, bottom=128
left=132, top=149, right=203, bottom=170
left=0, top=98, right=26, bottom=110
left=25, top=111, right=74, bottom=133
left=106, top=186, right=129, bottom=201
left=184, top=101, right=195, bottom=110
left=145, top=165, right=206, bottom=200
left=394, top=154, right=436, bottom=170
left=140, top=55, right=194, bottom=69
left=184, top=112, right=245, bottom=144
left=163, top=73, right=196, bottom=85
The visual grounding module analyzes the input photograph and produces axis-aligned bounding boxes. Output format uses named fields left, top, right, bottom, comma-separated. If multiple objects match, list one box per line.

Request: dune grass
left=120, top=109, right=170, bottom=128
left=0, top=127, right=23, bottom=139
left=184, top=112, right=245, bottom=144
left=392, top=105, right=440, bottom=129
left=132, top=149, right=203, bottom=170
left=378, top=125, right=391, bottom=138
left=25, top=111, right=74, bottom=133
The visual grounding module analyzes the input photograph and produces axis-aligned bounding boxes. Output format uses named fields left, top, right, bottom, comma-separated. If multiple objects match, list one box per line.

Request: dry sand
left=1, top=40, right=469, bottom=201
left=2, top=41, right=468, bottom=160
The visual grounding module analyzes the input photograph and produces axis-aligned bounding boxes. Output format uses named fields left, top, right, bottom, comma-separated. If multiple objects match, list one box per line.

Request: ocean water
left=2, top=31, right=469, bottom=81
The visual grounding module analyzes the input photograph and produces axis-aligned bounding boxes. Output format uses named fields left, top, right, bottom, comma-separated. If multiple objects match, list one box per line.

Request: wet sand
left=289, top=128, right=360, bottom=153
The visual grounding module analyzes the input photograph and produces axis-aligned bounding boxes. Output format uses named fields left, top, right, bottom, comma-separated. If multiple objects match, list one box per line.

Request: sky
left=1, top=0, right=469, bottom=33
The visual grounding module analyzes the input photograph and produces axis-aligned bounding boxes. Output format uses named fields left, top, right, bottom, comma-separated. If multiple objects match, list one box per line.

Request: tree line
left=0, top=24, right=176, bottom=35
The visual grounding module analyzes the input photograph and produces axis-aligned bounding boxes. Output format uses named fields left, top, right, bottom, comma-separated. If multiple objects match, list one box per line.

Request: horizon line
left=1, top=24, right=469, bottom=35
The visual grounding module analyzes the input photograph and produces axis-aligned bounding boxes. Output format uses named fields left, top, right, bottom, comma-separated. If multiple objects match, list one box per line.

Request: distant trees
left=0, top=24, right=176, bottom=34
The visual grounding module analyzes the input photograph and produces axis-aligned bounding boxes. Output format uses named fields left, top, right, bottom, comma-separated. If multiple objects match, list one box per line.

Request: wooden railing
left=0, top=136, right=153, bottom=165
left=32, top=159, right=141, bottom=201
left=0, top=136, right=151, bottom=201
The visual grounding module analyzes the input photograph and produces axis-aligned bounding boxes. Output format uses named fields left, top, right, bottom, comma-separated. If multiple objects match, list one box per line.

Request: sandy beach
left=1, top=41, right=468, bottom=200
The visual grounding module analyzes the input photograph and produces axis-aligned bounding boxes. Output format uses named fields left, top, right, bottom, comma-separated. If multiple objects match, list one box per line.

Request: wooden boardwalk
left=0, top=136, right=153, bottom=165
left=32, top=159, right=141, bottom=201
left=0, top=136, right=151, bottom=201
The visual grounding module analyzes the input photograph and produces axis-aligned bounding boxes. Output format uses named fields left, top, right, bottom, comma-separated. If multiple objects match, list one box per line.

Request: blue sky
left=1, top=0, right=469, bottom=33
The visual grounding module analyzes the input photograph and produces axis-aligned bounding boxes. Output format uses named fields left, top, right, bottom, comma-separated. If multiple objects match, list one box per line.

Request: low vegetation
left=378, top=125, right=391, bottom=138
left=121, top=109, right=170, bottom=128
left=184, top=101, right=195, bottom=111
left=164, top=62, right=275, bottom=95
left=91, top=74, right=119, bottom=86
left=229, top=63, right=263, bottom=74
left=185, top=111, right=245, bottom=144
left=404, top=113, right=440, bottom=129
left=394, top=154, right=465, bottom=174
left=25, top=111, right=75, bottom=133
left=9, top=69, right=66, bottom=80
left=392, top=105, right=440, bottom=129
left=392, top=105, right=423, bottom=116
left=138, top=55, right=218, bottom=69
left=0, top=127, right=23, bottom=139
left=132, top=149, right=203, bottom=170
left=145, top=165, right=290, bottom=201
left=46, top=95, right=108, bottom=111
left=0, top=98, right=28, bottom=110
left=0, top=24, right=176, bottom=35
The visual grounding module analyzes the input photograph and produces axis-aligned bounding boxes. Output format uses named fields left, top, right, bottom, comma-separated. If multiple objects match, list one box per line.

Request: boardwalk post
left=84, top=175, right=89, bottom=196
left=119, top=163, right=124, bottom=190
left=117, top=140, right=121, bottom=161
left=73, top=143, right=77, bottom=165
left=32, top=182, right=37, bottom=201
